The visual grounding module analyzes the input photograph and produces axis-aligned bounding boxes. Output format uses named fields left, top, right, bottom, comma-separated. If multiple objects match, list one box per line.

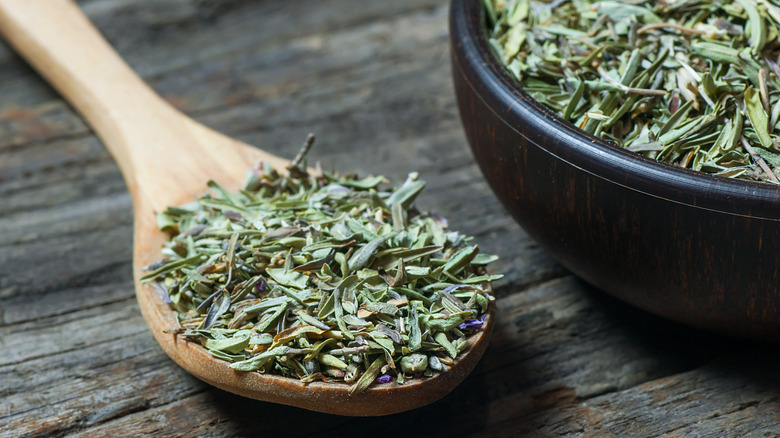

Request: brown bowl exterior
left=450, top=0, right=780, bottom=337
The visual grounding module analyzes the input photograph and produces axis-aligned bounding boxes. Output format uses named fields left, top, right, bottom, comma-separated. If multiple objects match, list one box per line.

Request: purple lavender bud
left=255, top=279, right=266, bottom=293
left=429, top=211, right=449, bottom=227
left=223, top=210, right=244, bottom=221
left=441, top=284, right=467, bottom=294
left=458, top=319, right=484, bottom=330
left=375, top=374, right=392, bottom=384
left=150, top=282, right=172, bottom=304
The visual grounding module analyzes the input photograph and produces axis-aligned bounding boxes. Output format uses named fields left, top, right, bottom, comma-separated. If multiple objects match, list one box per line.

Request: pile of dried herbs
left=486, top=0, right=780, bottom=183
left=141, top=138, right=500, bottom=393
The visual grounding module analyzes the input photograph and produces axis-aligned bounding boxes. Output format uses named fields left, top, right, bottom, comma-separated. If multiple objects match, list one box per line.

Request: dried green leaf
left=231, top=346, right=295, bottom=371
left=407, top=303, right=422, bottom=352
left=347, top=235, right=388, bottom=273
left=349, top=356, right=385, bottom=394
left=745, top=86, right=773, bottom=149
left=266, top=268, right=309, bottom=289
left=434, top=332, right=458, bottom=359
left=737, top=0, right=767, bottom=53
left=385, top=173, right=425, bottom=209
left=204, top=329, right=252, bottom=354
left=202, top=289, right=230, bottom=329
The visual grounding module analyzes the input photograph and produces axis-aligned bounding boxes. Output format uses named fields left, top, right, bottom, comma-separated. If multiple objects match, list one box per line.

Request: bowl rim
left=450, top=0, right=780, bottom=220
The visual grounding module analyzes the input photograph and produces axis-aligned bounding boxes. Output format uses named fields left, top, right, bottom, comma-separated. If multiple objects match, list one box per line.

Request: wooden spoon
left=0, top=0, right=494, bottom=416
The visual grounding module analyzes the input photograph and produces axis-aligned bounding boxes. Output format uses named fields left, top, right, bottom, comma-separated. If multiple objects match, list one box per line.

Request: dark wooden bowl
left=450, top=0, right=780, bottom=338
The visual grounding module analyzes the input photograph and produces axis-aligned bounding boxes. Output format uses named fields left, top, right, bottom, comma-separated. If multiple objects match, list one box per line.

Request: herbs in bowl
left=485, top=0, right=780, bottom=183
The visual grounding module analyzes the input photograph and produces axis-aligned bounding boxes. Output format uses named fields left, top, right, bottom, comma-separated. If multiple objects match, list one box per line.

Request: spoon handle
left=0, top=0, right=270, bottom=209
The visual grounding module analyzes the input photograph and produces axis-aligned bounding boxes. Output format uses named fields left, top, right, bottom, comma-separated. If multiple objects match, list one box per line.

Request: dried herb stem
left=636, top=23, right=707, bottom=35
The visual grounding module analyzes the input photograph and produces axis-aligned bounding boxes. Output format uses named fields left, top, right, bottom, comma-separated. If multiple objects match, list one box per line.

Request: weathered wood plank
left=67, top=392, right=224, bottom=438
left=0, top=332, right=202, bottom=437
left=482, top=351, right=780, bottom=437
left=0, top=188, right=132, bottom=305
left=0, top=0, right=445, bottom=112
left=0, top=135, right=121, bottom=216
left=0, top=101, right=86, bottom=151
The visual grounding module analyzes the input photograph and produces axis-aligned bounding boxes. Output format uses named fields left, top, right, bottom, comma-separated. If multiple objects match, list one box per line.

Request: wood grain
left=1, top=0, right=779, bottom=435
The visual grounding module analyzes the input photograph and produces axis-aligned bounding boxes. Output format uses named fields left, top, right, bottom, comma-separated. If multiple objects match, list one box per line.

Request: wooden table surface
left=2, top=1, right=779, bottom=436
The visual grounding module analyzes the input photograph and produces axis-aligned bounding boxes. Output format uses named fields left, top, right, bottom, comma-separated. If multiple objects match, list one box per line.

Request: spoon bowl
left=0, top=0, right=494, bottom=415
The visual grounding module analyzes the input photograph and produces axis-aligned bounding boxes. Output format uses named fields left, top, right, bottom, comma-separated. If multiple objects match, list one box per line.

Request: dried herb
left=486, top=0, right=780, bottom=183
left=141, top=136, right=500, bottom=392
